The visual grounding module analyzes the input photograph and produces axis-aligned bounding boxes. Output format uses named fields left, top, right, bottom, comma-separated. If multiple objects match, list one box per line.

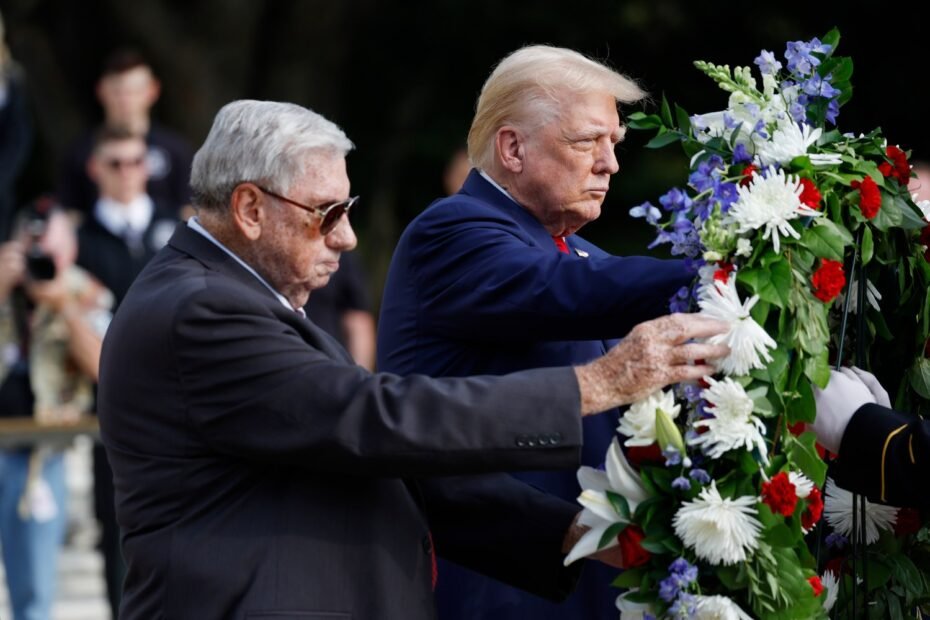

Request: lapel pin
left=574, top=248, right=589, bottom=258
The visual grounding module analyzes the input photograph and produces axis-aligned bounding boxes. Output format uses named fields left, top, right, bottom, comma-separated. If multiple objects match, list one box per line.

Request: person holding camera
left=0, top=201, right=112, bottom=620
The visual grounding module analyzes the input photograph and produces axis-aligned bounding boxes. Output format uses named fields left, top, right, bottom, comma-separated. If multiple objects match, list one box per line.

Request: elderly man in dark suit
left=378, top=45, right=693, bottom=620
left=97, top=99, right=727, bottom=620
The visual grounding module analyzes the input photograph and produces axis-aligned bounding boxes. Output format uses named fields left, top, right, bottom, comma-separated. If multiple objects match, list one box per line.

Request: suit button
left=515, top=435, right=527, bottom=448
left=550, top=432, right=562, bottom=445
left=527, top=436, right=537, bottom=447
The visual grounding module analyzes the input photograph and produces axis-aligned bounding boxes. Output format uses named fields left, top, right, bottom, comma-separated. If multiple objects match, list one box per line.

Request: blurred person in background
left=75, top=125, right=178, bottom=618
left=0, top=200, right=112, bottom=620
left=378, top=45, right=693, bottom=620
left=58, top=49, right=192, bottom=219
left=0, top=10, right=33, bottom=240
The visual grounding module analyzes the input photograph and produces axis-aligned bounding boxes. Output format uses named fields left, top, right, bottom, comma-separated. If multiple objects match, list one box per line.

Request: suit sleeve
left=832, top=403, right=930, bottom=507
left=419, top=474, right=583, bottom=601
left=405, top=201, right=691, bottom=342
left=162, top=285, right=584, bottom=477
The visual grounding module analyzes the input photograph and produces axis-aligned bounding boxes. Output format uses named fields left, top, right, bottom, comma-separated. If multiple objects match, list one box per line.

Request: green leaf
left=738, top=259, right=792, bottom=308
left=871, top=191, right=904, bottom=231
left=786, top=376, right=816, bottom=423
left=674, top=103, right=691, bottom=135
left=660, top=94, right=673, bottom=127
left=639, top=535, right=669, bottom=554
left=612, top=568, right=646, bottom=589
left=909, top=357, right=930, bottom=399
left=801, top=219, right=853, bottom=261
left=751, top=346, right=790, bottom=391
left=605, top=490, right=631, bottom=521
left=598, top=521, right=626, bottom=550
left=645, top=131, right=682, bottom=149
left=763, top=523, right=798, bottom=548
left=626, top=112, right=663, bottom=130
left=887, top=554, right=925, bottom=598
left=803, top=352, right=831, bottom=388
left=862, top=225, right=874, bottom=265
left=897, top=196, right=928, bottom=230
left=785, top=432, right=827, bottom=486
left=820, top=28, right=840, bottom=54
left=716, top=563, right=748, bottom=590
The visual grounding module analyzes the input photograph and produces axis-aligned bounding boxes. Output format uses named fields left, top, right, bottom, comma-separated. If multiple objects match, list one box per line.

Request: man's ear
left=229, top=183, right=265, bottom=241
left=86, top=156, right=101, bottom=184
left=495, top=126, right=525, bottom=174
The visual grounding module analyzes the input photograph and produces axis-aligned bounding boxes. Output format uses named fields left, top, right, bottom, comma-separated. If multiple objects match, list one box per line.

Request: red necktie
left=552, top=236, right=569, bottom=254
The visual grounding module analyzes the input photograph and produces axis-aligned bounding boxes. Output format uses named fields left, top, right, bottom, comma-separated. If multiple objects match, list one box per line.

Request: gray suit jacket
left=98, top=223, right=586, bottom=619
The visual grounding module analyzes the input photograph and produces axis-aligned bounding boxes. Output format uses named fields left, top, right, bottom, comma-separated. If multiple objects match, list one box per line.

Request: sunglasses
left=255, top=185, right=358, bottom=235
left=104, top=156, right=146, bottom=171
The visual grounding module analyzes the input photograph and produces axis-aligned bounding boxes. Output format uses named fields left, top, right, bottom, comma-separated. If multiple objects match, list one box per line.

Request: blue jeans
left=0, top=450, right=67, bottom=620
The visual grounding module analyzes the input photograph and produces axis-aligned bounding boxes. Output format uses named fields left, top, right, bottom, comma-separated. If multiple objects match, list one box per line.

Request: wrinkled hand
left=576, top=313, right=730, bottom=416
left=811, top=368, right=880, bottom=453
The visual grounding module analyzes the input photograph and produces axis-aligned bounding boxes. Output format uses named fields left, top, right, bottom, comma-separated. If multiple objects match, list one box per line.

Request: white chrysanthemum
left=673, top=480, right=762, bottom=565
left=698, top=278, right=777, bottom=376
left=821, top=571, right=839, bottom=612
left=615, top=590, right=654, bottom=619
left=788, top=471, right=814, bottom=499
left=836, top=275, right=882, bottom=314
left=693, top=594, right=754, bottom=619
left=726, top=167, right=822, bottom=253
left=564, top=439, right=649, bottom=565
left=617, top=389, right=680, bottom=447
left=689, top=376, right=767, bottom=462
left=810, top=152, right=843, bottom=166
left=823, top=478, right=898, bottom=545
left=756, top=121, right=821, bottom=167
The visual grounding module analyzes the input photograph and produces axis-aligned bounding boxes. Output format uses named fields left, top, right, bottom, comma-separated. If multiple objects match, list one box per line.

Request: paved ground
left=0, top=436, right=112, bottom=620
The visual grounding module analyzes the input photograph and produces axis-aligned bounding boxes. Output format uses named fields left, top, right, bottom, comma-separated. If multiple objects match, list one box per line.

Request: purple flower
left=826, top=99, right=840, bottom=124
left=669, top=592, right=697, bottom=618
left=785, top=37, right=832, bottom=77
left=630, top=201, right=662, bottom=225
left=789, top=100, right=808, bottom=124
left=678, top=383, right=702, bottom=404
left=732, top=143, right=752, bottom=164
left=826, top=532, right=848, bottom=550
left=668, top=286, right=692, bottom=313
left=672, top=476, right=691, bottom=491
left=688, top=156, right=725, bottom=193
left=713, top=181, right=739, bottom=212
left=689, top=468, right=711, bottom=484
left=669, top=557, right=697, bottom=580
left=659, top=576, right=680, bottom=602
left=754, top=49, right=782, bottom=75
left=664, top=447, right=683, bottom=466
left=658, top=188, right=693, bottom=213
left=723, top=112, right=741, bottom=130
left=802, top=73, right=841, bottom=99
left=752, top=119, right=768, bottom=140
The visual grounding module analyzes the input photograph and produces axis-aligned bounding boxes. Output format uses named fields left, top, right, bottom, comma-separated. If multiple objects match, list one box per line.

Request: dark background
left=3, top=0, right=927, bottom=307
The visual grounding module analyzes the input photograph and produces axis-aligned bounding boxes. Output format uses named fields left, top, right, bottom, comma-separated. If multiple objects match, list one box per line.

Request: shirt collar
left=186, top=216, right=301, bottom=313
left=94, top=194, right=154, bottom=238
left=477, top=169, right=522, bottom=206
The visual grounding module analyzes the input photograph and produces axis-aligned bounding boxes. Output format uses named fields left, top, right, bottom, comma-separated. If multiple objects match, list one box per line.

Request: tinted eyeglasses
left=255, top=185, right=358, bottom=235
left=104, top=156, right=146, bottom=171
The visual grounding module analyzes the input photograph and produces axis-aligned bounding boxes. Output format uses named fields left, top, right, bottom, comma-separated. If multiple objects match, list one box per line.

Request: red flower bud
left=798, top=178, right=822, bottom=209
left=802, top=487, right=824, bottom=530
left=808, top=575, right=824, bottom=597
left=740, top=165, right=759, bottom=187
left=625, top=443, right=663, bottom=467
left=617, top=525, right=651, bottom=568
left=762, top=472, right=799, bottom=517
left=850, top=176, right=881, bottom=219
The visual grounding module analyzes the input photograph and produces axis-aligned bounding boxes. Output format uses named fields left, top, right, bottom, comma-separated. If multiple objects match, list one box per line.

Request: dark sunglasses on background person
left=255, top=185, right=359, bottom=235
left=104, top=156, right=146, bottom=171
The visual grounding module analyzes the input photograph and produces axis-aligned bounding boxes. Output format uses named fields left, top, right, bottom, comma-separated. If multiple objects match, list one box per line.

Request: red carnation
left=798, top=178, right=822, bottom=209
left=625, top=443, right=663, bottom=467
left=894, top=507, right=922, bottom=536
left=878, top=145, right=910, bottom=186
left=808, top=575, right=824, bottom=597
left=850, top=176, right=882, bottom=219
left=713, top=262, right=735, bottom=284
left=802, top=487, right=823, bottom=530
left=762, top=472, right=799, bottom=517
left=617, top=525, right=651, bottom=568
left=740, top=165, right=759, bottom=187
left=811, top=259, right=846, bottom=303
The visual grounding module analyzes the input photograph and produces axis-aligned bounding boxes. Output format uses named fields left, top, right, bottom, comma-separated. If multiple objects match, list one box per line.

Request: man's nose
left=594, top=140, right=620, bottom=175
left=327, top=215, right=357, bottom=251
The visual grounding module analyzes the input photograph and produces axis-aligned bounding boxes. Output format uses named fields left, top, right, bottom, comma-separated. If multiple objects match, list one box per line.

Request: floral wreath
left=566, top=29, right=930, bottom=619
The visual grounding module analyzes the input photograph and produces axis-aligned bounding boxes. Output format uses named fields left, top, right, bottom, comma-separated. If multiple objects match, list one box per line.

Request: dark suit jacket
left=833, top=403, right=930, bottom=507
left=377, top=170, right=692, bottom=620
left=98, top=223, right=589, bottom=620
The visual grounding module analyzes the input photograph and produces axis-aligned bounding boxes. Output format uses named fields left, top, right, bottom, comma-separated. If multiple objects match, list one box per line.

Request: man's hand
left=575, top=313, right=729, bottom=416
left=812, top=368, right=882, bottom=453
left=0, top=241, right=25, bottom=300
left=562, top=513, right=625, bottom=569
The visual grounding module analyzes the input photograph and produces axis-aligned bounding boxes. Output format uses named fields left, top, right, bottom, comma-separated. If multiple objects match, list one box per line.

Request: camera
left=23, top=210, right=56, bottom=281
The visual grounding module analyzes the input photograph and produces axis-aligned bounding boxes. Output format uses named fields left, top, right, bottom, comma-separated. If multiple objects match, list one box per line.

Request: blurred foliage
left=3, top=0, right=928, bottom=311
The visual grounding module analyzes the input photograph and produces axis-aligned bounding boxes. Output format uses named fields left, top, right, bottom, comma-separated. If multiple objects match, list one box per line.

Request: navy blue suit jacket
left=378, top=170, right=692, bottom=620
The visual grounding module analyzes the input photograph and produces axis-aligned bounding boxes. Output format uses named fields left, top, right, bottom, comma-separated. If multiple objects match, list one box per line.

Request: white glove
left=844, top=366, right=891, bottom=408
left=811, top=368, right=877, bottom=453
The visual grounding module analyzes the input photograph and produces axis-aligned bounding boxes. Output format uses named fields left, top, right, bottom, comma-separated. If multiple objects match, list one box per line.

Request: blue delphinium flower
left=826, top=532, right=848, bottom=550
left=664, top=447, right=682, bottom=466
left=688, top=156, right=725, bottom=193
left=659, top=576, right=681, bottom=602
left=658, top=187, right=693, bottom=213
left=785, top=37, right=832, bottom=77
left=732, top=143, right=752, bottom=165
left=630, top=201, right=662, bottom=225
left=672, top=476, right=691, bottom=491
left=802, top=73, right=840, bottom=99
left=678, top=382, right=703, bottom=404
left=669, top=557, right=699, bottom=584
left=826, top=98, right=840, bottom=124
left=668, top=286, right=692, bottom=313
left=713, top=181, right=739, bottom=212
left=669, top=592, right=697, bottom=618
left=754, top=49, right=782, bottom=75
left=689, top=468, right=711, bottom=484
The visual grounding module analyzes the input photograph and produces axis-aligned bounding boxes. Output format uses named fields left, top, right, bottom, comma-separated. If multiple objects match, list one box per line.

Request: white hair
left=467, top=45, right=646, bottom=171
left=190, top=100, right=354, bottom=210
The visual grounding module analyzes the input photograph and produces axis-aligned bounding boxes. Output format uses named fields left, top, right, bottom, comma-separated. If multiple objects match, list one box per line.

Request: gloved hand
left=845, top=366, right=891, bottom=408
left=811, top=368, right=878, bottom=453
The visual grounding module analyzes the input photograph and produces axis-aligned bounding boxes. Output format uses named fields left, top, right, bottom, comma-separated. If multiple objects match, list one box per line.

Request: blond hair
left=467, top=45, right=646, bottom=171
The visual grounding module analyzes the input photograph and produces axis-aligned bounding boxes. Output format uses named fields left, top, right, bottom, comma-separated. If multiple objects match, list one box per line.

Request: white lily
left=565, top=439, right=649, bottom=565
